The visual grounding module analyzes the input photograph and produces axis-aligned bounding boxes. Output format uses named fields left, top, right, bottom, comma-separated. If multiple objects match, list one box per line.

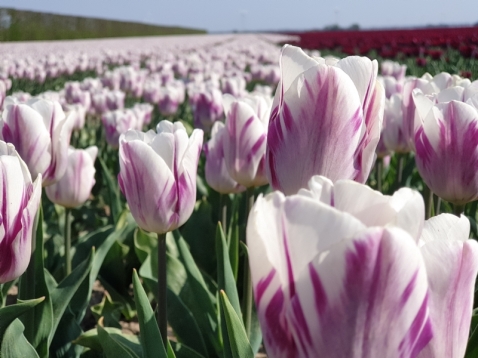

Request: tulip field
left=1, top=29, right=478, bottom=358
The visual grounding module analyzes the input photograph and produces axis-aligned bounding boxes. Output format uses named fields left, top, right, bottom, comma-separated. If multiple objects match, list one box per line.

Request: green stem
left=157, top=233, right=168, bottom=346
left=435, top=197, right=441, bottom=215
left=453, top=203, right=466, bottom=217
left=220, top=194, right=227, bottom=235
left=377, top=158, right=383, bottom=192
left=396, top=154, right=404, bottom=187
left=243, top=187, right=255, bottom=337
left=64, top=208, right=72, bottom=276
left=424, top=185, right=434, bottom=219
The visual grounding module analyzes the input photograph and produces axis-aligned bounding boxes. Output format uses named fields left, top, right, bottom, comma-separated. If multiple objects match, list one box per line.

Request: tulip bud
left=45, top=146, right=97, bottom=208
left=0, top=97, right=74, bottom=186
left=204, top=122, right=245, bottom=194
left=414, top=94, right=478, bottom=205
left=223, top=94, right=270, bottom=188
left=118, top=121, right=203, bottom=234
left=102, top=109, right=139, bottom=149
left=0, top=141, right=42, bottom=283
left=266, top=45, right=384, bottom=195
left=192, top=88, right=224, bottom=131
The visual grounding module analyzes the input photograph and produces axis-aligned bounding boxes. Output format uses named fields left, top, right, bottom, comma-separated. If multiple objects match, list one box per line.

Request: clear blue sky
left=1, top=0, right=477, bottom=33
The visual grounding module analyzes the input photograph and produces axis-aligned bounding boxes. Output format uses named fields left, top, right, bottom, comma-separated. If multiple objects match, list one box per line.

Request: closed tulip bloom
left=118, top=121, right=203, bottom=234
left=414, top=93, right=478, bottom=205
left=382, top=93, right=412, bottom=153
left=0, top=97, right=73, bottom=186
left=223, top=94, right=270, bottom=188
left=247, top=178, right=432, bottom=357
left=102, top=109, right=138, bottom=149
left=266, top=45, right=384, bottom=195
left=192, top=88, right=224, bottom=131
left=418, top=214, right=478, bottom=358
left=0, top=141, right=42, bottom=283
left=204, top=122, right=245, bottom=194
left=45, top=146, right=98, bottom=208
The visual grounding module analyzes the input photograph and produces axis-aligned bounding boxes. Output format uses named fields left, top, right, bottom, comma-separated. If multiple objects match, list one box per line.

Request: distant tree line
left=0, top=8, right=206, bottom=41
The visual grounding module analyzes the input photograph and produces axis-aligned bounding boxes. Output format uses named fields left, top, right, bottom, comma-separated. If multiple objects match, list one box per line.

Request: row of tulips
left=1, top=36, right=478, bottom=358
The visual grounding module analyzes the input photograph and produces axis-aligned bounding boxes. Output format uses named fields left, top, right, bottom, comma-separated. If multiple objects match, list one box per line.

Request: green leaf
left=98, top=155, right=122, bottom=224
left=132, top=270, right=167, bottom=358
left=219, top=291, right=254, bottom=358
left=0, top=297, right=45, bottom=342
left=1, top=319, right=40, bottom=358
left=169, top=341, right=206, bottom=358
left=227, top=195, right=240, bottom=280
left=50, top=248, right=94, bottom=339
left=466, top=308, right=478, bottom=357
left=18, top=207, right=53, bottom=358
left=216, top=223, right=241, bottom=318
left=139, top=241, right=209, bottom=357
left=74, top=327, right=140, bottom=354
left=90, top=292, right=122, bottom=329
left=134, top=228, right=157, bottom=264
left=97, top=319, right=141, bottom=358
left=0, top=280, right=16, bottom=308
left=175, top=234, right=221, bottom=355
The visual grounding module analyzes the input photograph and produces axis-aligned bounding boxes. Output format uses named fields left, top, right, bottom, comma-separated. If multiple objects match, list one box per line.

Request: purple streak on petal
left=309, top=263, right=327, bottom=316
left=255, top=269, right=276, bottom=306
left=401, top=271, right=419, bottom=308
left=400, top=294, right=433, bottom=358
left=263, top=288, right=298, bottom=357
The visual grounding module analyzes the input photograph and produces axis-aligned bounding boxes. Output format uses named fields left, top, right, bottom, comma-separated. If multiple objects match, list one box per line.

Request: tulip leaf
left=134, top=228, right=157, bottom=264
left=50, top=248, right=94, bottom=340
left=227, top=196, right=240, bottom=281
left=1, top=319, right=40, bottom=358
left=0, top=297, right=45, bottom=342
left=18, top=207, right=54, bottom=358
left=238, top=243, right=263, bottom=354
left=179, top=199, right=217, bottom=275
left=169, top=341, right=206, bottom=358
left=132, top=269, right=168, bottom=358
left=98, top=155, right=122, bottom=224
left=216, top=222, right=241, bottom=318
left=219, top=291, right=254, bottom=358
left=97, top=319, right=141, bottom=358
left=139, top=244, right=209, bottom=357
left=175, top=234, right=221, bottom=355
left=73, top=326, right=141, bottom=354
left=465, top=309, right=478, bottom=357
left=0, top=280, right=16, bottom=308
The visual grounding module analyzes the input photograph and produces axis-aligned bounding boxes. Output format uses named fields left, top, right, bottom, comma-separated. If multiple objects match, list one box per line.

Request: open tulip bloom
left=247, top=175, right=478, bottom=358
left=0, top=141, right=42, bottom=283
left=266, top=45, right=384, bottom=195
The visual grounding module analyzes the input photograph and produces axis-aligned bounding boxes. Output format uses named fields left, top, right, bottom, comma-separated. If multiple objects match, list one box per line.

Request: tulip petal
left=415, top=101, right=478, bottom=204
left=248, top=192, right=432, bottom=358
left=267, top=64, right=363, bottom=194
left=418, top=214, right=478, bottom=358
left=119, top=139, right=176, bottom=233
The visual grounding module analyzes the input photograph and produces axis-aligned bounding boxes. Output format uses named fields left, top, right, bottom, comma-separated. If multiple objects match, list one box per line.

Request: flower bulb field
left=0, top=29, right=478, bottom=358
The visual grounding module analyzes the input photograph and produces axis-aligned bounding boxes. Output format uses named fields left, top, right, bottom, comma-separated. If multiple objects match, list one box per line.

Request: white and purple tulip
left=266, top=45, right=384, bottom=195
left=0, top=97, right=74, bottom=186
left=414, top=93, right=478, bottom=205
left=0, top=141, right=42, bottom=283
left=45, top=146, right=97, bottom=208
left=248, top=175, right=478, bottom=358
left=223, top=94, right=270, bottom=188
left=192, top=88, right=224, bottom=131
left=417, top=214, right=478, bottom=358
left=118, top=121, right=203, bottom=234
left=204, top=121, right=245, bottom=194
left=247, top=177, right=431, bottom=358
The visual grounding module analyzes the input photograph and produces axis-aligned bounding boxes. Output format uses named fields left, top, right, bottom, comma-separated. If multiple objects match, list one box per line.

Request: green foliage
left=0, top=8, right=205, bottom=42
